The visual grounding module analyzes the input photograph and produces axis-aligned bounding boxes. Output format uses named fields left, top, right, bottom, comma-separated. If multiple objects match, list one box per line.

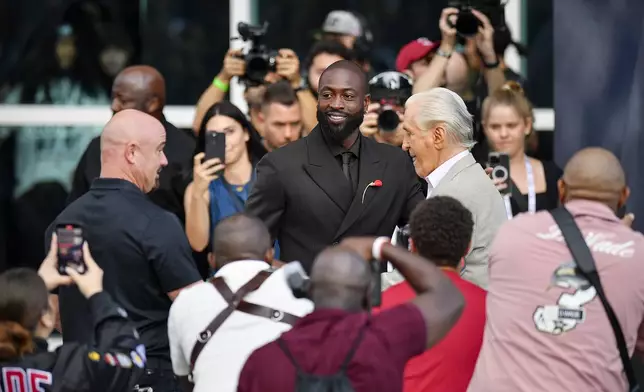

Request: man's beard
left=317, top=105, right=365, bottom=144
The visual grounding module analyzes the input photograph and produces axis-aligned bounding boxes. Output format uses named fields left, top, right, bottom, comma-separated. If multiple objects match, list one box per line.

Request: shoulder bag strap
left=221, top=175, right=255, bottom=212
left=187, top=270, right=273, bottom=375
left=339, top=319, right=369, bottom=371
left=550, top=207, right=639, bottom=391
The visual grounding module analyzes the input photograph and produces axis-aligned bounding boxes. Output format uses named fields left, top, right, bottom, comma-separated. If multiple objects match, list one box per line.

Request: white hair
left=405, top=87, right=476, bottom=149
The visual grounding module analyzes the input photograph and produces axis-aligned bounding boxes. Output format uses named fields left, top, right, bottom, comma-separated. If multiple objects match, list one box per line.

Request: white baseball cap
left=322, top=10, right=363, bottom=37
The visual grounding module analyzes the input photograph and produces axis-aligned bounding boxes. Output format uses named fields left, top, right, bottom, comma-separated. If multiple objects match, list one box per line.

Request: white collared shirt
left=424, top=149, right=470, bottom=198
left=384, top=149, right=470, bottom=283
left=168, top=260, right=313, bottom=392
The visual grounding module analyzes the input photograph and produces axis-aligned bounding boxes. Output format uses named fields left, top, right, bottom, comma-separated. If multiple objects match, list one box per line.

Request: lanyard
left=504, top=156, right=537, bottom=219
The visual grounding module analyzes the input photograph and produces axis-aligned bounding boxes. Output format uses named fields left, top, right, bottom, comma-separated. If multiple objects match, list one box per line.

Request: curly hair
left=409, top=196, right=474, bottom=267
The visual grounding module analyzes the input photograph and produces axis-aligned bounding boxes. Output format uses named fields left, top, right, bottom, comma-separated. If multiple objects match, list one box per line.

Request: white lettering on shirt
left=536, top=225, right=635, bottom=258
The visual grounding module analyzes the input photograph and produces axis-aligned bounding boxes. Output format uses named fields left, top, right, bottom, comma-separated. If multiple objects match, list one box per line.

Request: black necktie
left=341, top=152, right=353, bottom=191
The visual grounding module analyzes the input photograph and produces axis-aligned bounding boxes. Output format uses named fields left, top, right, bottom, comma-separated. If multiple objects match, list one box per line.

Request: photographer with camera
left=411, top=7, right=505, bottom=97
left=238, top=237, right=464, bottom=392
left=192, top=23, right=317, bottom=137
left=379, top=196, right=486, bottom=392
left=359, top=71, right=413, bottom=147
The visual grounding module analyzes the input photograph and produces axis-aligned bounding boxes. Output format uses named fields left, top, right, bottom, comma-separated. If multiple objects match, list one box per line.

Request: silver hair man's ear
left=406, top=88, right=476, bottom=149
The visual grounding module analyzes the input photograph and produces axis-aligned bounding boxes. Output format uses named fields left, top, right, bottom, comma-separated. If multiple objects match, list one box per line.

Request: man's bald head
left=559, top=147, right=629, bottom=211
left=319, top=60, right=368, bottom=95
left=111, top=65, right=166, bottom=119
left=310, top=247, right=371, bottom=311
left=100, top=109, right=167, bottom=193
left=213, top=214, right=273, bottom=266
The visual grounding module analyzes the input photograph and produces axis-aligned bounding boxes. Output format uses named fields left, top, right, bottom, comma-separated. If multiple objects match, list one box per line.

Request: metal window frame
left=2, top=0, right=554, bottom=132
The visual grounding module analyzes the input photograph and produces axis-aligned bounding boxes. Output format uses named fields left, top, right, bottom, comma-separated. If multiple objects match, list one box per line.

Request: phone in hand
left=56, top=224, right=86, bottom=275
left=488, top=152, right=511, bottom=195
left=204, top=131, right=226, bottom=164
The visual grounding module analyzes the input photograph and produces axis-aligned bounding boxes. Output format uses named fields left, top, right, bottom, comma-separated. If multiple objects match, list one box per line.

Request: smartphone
left=56, top=224, right=86, bottom=275
left=488, top=152, right=511, bottom=195
left=204, top=131, right=226, bottom=163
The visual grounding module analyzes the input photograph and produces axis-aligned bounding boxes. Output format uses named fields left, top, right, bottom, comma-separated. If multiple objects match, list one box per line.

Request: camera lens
left=455, top=9, right=480, bottom=37
left=377, top=110, right=400, bottom=132
left=246, top=55, right=269, bottom=84
left=492, top=165, right=509, bottom=182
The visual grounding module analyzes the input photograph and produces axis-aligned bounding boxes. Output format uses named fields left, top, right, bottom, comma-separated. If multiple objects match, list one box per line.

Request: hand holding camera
left=471, top=9, right=497, bottom=64
left=439, top=7, right=459, bottom=50
left=444, top=1, right=504, bottom=64
left=359, top=103, right=381, bottom=137
left=486, top=152, right=510, bottom=194
left=220, top=48, right=246, bottom=83
left=276, top=48, right=302, bottom=89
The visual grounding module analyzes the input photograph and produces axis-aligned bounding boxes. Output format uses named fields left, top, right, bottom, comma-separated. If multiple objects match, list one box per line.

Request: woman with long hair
left=184, top=101, right=267, bottom=252
left=482, top=82, right=562, bottom=218
left=0, top=237, right=144, bottom=390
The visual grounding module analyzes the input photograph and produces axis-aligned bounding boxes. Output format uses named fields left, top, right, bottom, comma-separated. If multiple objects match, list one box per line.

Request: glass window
left=140, top=0, right=230, bottom=105
left=524, top=0, right=553, bottom=107
left=257, top=0, right=449, bottom=73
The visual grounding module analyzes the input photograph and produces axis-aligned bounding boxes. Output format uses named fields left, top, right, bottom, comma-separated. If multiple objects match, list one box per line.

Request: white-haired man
left=400, top=87, right=506, bottom=288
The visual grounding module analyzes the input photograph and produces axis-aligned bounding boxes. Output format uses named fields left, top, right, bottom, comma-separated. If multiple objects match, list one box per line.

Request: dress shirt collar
left=214, top=259, right=271, bottom=278
left=321, top=128, right=361, bottom=158
left=425, top=149, right=469, bottom=190
left=90, top=178, right=143, bottom=193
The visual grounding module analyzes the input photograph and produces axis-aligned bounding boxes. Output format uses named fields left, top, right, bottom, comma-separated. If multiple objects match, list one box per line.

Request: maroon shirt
left=238, top=303, right=427, bottom=392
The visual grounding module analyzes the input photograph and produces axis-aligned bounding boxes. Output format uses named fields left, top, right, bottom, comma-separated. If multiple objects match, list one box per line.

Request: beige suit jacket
left=430, top=153, right=507, bottom=288
left=382, top=153, right=506, bottom=290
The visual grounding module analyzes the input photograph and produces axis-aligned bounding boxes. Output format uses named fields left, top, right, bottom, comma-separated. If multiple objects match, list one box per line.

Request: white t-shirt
left=168, top=260, right=314, bottom=392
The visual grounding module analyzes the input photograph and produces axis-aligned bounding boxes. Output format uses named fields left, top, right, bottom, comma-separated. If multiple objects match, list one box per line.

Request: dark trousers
left=134, top=358, right=180, bottom=392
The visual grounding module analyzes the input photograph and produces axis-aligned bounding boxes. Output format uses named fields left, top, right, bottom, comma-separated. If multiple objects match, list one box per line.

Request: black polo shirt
left=67, top=117, right=195, bottom=224
left=46, top=178, right=201, bottom=366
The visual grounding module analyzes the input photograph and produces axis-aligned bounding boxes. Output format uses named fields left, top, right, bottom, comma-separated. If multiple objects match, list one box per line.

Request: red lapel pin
left=362, top=180, right=383, bottom=204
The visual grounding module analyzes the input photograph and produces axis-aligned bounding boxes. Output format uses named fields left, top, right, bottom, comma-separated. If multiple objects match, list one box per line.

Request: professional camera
left=447, top=0, right=507, bottom=37
left=368, top=71, right=413, bottom=133
left=395, top=224, right=412, bottom=251
left=284, top=260, right=382, bottom=307
left=236, top=21, right=278, bottom=86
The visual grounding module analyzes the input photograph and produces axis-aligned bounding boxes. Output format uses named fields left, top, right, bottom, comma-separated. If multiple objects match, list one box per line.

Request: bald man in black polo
left=246, top=60, right=424, bottom=271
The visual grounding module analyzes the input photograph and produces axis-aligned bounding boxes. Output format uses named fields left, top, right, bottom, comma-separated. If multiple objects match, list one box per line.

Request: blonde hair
left=482, top=81, right=534, bottom=128
left=405, top=88, right=475, bottom=149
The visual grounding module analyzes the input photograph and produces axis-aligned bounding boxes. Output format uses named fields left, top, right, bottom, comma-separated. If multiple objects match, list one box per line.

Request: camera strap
left=181, top=269, right=300, bottom=390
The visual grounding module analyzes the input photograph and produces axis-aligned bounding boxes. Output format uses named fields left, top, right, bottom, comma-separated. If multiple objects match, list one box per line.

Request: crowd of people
left=1, top=5, right=643, bottom=392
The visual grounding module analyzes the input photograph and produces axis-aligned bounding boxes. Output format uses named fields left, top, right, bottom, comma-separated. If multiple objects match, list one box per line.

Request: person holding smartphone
left=184, top=101, right=267, bottom=254
left=482, top=82, right=562, bottom=217
left=0, top=235, right=144, bottom=391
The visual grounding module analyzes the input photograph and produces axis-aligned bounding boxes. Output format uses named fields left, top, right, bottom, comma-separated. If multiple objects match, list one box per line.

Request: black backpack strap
left=550, top=207, right=639, bottom=391
left=339, top=320, right=369, bottom=371
left=276, top=338, right=303, bottom=373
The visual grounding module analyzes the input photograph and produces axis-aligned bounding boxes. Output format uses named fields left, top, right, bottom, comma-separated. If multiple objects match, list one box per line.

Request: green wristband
left=212, top=77, right=229, bottom=92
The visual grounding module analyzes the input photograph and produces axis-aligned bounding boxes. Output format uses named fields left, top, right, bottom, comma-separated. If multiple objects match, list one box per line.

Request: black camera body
left=369, top=72, right=413, bottom=133
left=395, top=224, right=412, bottom=251
left=447, top=0, right=506, bottom=37
left=237, top=22, right=278, bottom=86
left=284, top=260, right=382, bottom=307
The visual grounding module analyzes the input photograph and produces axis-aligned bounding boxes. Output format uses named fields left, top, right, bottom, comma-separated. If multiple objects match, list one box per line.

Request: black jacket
left=0, top=291, right=144, bottom=392
left=246, top=126, right=424, bottom=271
left=67, top=117, right=195, bottom=224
